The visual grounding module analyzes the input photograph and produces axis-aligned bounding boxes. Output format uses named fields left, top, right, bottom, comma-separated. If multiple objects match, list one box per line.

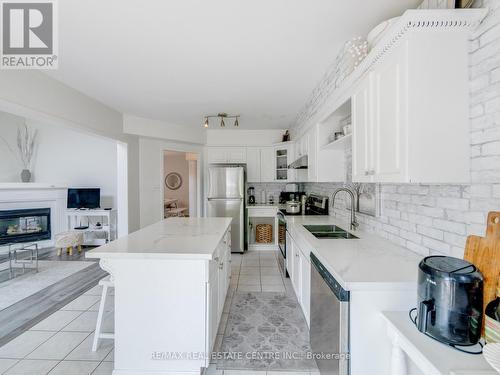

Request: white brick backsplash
left=407, top=213, right=433, bottom=227
left=470, top=184, right=492, bottom=197
left=399, top=229, right=423, bottom=244
left=397, top=185, right=429, bottom=195
left=472, top=145, right=482, bottom=157
left=493, top=184, right=500, bottom=197
left=470, top=197, right=500, bottom=211
left=389, top=217, right=417, bottom=232
left=428, top=185, right=463, bottom=198
left=479, top=22, right=500, bottom=47
left=470, top=112, right=500, bottom=130
left=470, top=103, right=484, bottom=118
left=417, top=225, right=444, bottom=240
left=485, top=96, right=500, bottom=113
left=471, top=155, right=500, bottom=170
left=471, top=169, right=500, bottom=182
left=492, top=65, right=500, bottom=83
left=422, top=237, right=451, bottom=255
left=382, top=208, right=401, bottom=219
left=417, top=205, right=445, bottom=218
left=470, top=74, right=490, bottom=93
left=411, top=195, right=435, bottom=206
left=432, top=219, right=467, bottom=235
left=382, top=223, right=400, bottom=235
left=297, top=2, right=500, bottom=258
left=406, top=241, right=429, bottom=256
left=443, top=232, right=468, bottom=248
left=435, top=197, right=469, bottom=210
left=446, top=209, right=485, bottom=224
left=482, top=141, right=500, bottom=155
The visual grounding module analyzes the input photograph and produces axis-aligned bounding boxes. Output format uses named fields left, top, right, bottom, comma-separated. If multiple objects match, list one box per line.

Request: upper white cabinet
left=260, top=147, right=275, bottom=182
left=246, top=147, right=261, bottom=182
left=353, top=46, right=407, bottom=183
left=246, top=147, right=275, bottom=183
left=274, top=143, right=294, bottom=182
left=352, top=76, right=373, bottom=183
left=207, top=147, right=247, bottom=164
left=352, top=30, right=470, bottom=183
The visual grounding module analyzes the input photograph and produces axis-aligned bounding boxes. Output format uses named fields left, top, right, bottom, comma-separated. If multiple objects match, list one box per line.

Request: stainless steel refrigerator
left=207, top=166, right=245, bottom=253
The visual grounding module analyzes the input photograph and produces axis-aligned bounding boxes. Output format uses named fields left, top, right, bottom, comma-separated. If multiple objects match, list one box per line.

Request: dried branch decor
left=17, top=123, right=37, bottom=170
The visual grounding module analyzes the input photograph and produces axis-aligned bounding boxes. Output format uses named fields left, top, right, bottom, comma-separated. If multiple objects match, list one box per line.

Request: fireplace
left=0, top=208, right=51, bottom=245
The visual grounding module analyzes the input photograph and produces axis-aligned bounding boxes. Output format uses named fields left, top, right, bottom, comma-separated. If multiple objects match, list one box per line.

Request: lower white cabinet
left=207, top=228, right=231, bottom=354
left=299, top=252, right=310, bottom=325
left=287, top=232, right=310, bottom=327
left=291, top=242, right=301, bottom=297
left=207, top=253, right=219, bottom=351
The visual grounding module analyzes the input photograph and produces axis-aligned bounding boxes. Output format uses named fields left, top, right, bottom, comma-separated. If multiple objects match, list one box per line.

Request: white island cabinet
left=86, top=217, right=232, bottom=375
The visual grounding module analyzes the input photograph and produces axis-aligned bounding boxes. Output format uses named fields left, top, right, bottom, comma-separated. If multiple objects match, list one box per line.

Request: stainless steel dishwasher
left=310, top=253, right=350, bottom=375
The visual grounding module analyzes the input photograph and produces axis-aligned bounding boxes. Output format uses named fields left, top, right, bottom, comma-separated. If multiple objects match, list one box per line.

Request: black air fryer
left=417, top=256, right=483, bottom=346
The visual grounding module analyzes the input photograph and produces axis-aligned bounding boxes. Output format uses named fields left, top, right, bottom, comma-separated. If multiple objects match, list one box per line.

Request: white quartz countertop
left=383, top=311, right=495, bottom=375
left=86, top=217, right=232, bottom=260
left=284, top=215, right=422, bottom=291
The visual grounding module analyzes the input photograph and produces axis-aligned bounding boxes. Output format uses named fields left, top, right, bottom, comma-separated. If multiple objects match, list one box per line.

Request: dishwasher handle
left=311, top=253, right=350, bottom=302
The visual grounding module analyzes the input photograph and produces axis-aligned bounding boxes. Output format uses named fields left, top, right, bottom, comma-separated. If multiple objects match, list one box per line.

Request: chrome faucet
left=332, top=187, right=359, bottom=231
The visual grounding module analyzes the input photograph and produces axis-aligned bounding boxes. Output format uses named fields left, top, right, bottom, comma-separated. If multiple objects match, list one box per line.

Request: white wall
left=0, top=111, right=118, bottom=208
left=0, top=71, right=123, bottom=139
left=124, top=114, right=206, bottom=145
left=164, top=152, right=190, bottom=211
left=140, top=138, right=204, bottom=228
left=0, top=71, right=142, bottom=233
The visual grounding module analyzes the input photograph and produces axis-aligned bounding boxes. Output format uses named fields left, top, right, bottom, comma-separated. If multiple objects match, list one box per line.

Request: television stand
left=65, top=209, right=116, bottom=246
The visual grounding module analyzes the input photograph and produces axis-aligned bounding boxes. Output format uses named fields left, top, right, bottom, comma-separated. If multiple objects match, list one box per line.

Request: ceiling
left=45, top=0, right=420, bottom=130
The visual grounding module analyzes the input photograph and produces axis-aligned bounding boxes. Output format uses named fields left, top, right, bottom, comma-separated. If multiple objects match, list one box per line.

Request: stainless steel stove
left=276, top=194, right=329, bottom=277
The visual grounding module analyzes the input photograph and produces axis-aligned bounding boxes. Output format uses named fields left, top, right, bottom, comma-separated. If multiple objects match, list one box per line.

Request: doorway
left=163, top=150, right=198, bottom=218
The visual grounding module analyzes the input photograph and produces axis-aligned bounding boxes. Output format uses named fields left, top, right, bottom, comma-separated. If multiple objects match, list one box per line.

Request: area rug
left=0, top=260, right=95, bottom=310
left=217, top=292, right=318, bottom=372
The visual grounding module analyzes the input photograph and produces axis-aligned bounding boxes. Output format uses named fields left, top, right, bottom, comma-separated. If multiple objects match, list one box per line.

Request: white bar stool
left=92, top=276, right=115, bottom=351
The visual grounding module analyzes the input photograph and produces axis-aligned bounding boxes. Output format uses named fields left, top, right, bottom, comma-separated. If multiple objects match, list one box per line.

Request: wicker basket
left=255, top=224, right=273, bottom=244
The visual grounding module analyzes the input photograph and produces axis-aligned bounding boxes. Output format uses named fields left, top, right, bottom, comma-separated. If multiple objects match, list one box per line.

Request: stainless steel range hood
left=288, top=155, right=308, bottom=169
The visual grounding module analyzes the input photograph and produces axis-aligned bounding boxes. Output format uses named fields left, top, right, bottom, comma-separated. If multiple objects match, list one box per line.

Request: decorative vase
left=21, top=169, right=31, bottom=182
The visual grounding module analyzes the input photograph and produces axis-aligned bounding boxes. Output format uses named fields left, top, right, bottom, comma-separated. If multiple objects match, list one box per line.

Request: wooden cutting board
left=464, top=211, right=500, bottom=336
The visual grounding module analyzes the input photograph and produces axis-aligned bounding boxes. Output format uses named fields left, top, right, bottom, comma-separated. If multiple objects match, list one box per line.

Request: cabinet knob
left=214, top=256, right=219, bottom=262
left=364, top=171, right=369, bottom=176
left=219, top=262, right=224, bottom=270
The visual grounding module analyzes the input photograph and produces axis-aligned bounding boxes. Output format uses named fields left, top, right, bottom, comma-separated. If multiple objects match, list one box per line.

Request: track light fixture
left=202, top=113, right=240, bottom=128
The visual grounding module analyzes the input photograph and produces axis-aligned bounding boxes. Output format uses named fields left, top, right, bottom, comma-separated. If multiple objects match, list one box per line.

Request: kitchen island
left=86, top=217, right=232, bottom=375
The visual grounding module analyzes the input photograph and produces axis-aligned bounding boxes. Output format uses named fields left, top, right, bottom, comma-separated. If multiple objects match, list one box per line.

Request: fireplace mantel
left=0, top=183, right=66, bottom=190
left=0, top=186, right=67, bottom=248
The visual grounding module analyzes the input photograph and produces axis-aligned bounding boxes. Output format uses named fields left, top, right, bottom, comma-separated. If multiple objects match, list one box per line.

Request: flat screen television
left=67, top=188, right=101, bottom=209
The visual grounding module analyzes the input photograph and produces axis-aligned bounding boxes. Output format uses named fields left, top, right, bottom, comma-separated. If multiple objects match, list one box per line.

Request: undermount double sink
left=303, top=224, right=359, bottom=239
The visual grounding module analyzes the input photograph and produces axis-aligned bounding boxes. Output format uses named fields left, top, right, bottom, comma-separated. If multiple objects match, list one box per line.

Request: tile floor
left=230, top=250, right=294, bottom=294
left=0, top=284, right=114, bottom=375
left=0, top=251, right=313, bottom=375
